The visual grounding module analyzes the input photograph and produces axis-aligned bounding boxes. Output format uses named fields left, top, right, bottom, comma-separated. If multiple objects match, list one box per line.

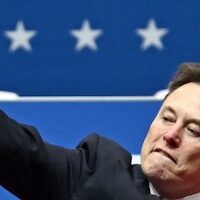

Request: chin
left=142, top=160, right=170, bottom=181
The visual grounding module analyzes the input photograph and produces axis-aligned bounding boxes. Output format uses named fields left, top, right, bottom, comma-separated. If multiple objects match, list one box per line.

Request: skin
left=141, top=82, right=200, bottom=199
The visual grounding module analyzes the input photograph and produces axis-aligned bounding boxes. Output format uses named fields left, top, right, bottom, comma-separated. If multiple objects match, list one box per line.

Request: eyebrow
left=162, top=106, right=176, bottom=115
left=187, top=119, right=200, bottom=126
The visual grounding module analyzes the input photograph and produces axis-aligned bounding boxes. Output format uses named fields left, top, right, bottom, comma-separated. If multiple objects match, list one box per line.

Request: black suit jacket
left=0, top=110, right=160, bottom=200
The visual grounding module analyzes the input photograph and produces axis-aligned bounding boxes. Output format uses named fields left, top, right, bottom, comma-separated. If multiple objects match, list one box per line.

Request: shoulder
left=76, top=133, right=132, bottom=168
left=77, top=133, right=130, bottom=154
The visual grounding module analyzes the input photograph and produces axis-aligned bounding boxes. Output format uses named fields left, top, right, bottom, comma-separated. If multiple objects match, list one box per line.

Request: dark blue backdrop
left=1, top=0, right=200, bottom=96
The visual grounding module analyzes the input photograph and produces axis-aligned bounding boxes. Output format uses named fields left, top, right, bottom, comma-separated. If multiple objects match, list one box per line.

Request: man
left=141, top=63, right=200, bottom=199
left=1, top=62, right=200, bottom=200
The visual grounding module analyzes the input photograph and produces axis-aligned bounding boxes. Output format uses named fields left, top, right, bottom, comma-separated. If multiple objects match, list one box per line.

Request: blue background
left=1, top=0, right=200, bottom=96
left=0, top=0, right=199, bottom=199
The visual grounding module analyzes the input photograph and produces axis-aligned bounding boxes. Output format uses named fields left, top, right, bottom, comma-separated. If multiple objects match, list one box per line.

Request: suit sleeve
left=0, top=110, right=89, bottom=200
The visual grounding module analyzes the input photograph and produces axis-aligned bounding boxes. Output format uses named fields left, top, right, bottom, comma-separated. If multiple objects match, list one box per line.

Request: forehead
left=161, top=82, right=200, bottom=115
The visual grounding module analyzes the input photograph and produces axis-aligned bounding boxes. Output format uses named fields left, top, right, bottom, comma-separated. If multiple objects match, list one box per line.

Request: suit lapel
left=131, top=165, right=162, bottom=200
left=131, top=164, right=150, bottom=195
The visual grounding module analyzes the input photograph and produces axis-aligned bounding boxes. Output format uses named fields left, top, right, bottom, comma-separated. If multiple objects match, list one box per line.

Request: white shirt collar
left=149, top=182, right=200, bottom=200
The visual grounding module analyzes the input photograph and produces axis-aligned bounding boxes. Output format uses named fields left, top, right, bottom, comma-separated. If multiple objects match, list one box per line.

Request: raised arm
left=0, top=110, right=82, bottom=200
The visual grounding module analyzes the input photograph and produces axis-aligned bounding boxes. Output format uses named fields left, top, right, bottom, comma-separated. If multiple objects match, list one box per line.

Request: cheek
left=141, top=127, right=155, bottom=156
left=177, top=149, right=200, bottom=177
left=148, top=117, right=171, bottom=140
left=183, top=148, right=200, bottom=164
left=146, top=123, right=161, bottom=142
left=141, top=122, right=163, bottom=155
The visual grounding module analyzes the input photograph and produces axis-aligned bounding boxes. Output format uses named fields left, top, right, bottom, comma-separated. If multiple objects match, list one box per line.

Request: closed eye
left=162, top=116, right=175, bottom=123
left=187, top=127, right=200, bottom=138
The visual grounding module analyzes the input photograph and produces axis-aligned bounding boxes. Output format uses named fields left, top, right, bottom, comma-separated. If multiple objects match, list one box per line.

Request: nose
left=163, top=124, right=182, bottom=148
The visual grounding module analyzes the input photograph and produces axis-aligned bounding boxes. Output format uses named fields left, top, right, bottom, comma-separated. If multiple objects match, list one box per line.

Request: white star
left=5, top=21, right=37, bottom=52
left=70, top=19, right=103, bottom=51
left=136, top=19, right=168, bottom=50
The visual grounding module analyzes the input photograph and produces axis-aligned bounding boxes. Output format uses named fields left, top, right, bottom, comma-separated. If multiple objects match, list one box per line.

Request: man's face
left=141, top=82, right=200, bottom=199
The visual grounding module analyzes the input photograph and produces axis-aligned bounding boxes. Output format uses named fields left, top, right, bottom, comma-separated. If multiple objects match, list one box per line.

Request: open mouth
left=153, top=148, right=177, bottom=164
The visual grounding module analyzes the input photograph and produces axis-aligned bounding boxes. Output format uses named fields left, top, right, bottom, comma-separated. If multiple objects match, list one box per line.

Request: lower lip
left=153, top=151, right=176, bottom=163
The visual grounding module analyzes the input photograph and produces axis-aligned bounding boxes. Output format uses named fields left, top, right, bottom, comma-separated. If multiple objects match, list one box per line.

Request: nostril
left=163, top=135, right=181, bottom=148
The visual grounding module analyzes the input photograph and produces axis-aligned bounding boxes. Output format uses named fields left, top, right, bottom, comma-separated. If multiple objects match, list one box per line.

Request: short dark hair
left=168, top=62, right=200, bottom=94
